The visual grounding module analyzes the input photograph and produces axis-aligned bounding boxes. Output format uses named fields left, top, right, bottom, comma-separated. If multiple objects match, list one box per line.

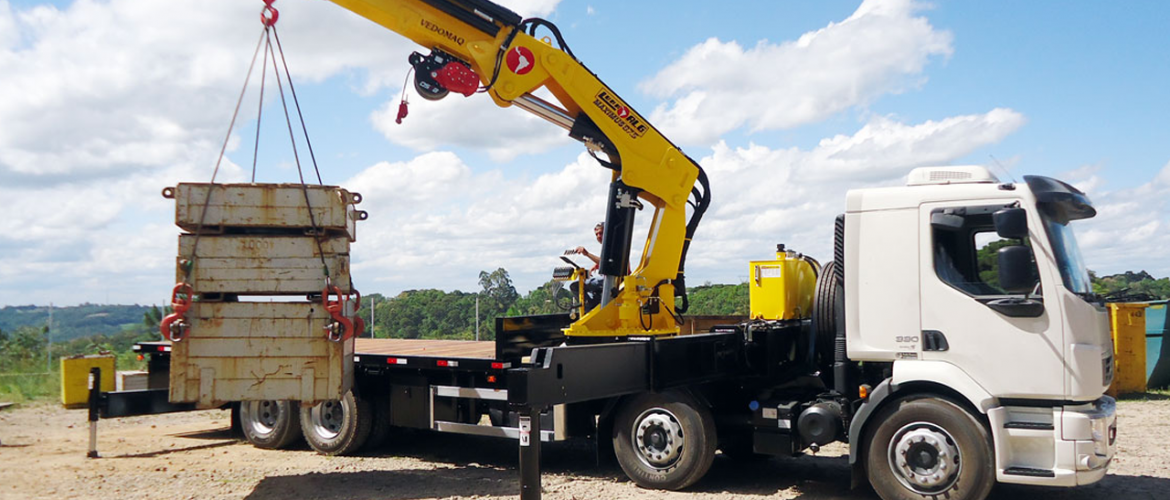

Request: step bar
left=429, top=385, right=566, bottom=441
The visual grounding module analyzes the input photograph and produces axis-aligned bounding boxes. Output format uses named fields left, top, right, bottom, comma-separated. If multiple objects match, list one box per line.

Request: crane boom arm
left=328, top=0, right=710, bottom=336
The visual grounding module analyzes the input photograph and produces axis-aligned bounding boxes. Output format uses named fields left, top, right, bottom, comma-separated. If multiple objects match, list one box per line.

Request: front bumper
left=989, top=396, right=1116, bottom=487
left=1063, top=396, right=1117, bottom=485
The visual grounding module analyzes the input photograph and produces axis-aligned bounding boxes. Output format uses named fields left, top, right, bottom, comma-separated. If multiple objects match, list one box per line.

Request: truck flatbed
left=135, top=337, right=507, bottom=373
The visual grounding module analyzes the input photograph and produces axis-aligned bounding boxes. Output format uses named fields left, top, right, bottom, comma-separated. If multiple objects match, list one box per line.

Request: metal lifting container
left=164, top=182, right=364, bottom=406
left=177, top=234, right=352, bottom=295
left=168, top=302, right=355, bottom=407
left=165, top=183, right=366, bottom=241
left=748, top=247, right=817, bottom=321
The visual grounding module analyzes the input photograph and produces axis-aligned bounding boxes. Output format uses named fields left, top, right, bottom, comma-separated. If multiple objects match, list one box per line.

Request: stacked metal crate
left=163, top=183, right=366, bottom=408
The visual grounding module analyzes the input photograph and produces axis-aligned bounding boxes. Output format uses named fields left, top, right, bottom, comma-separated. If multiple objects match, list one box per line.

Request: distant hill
left=0, top=304, right=154, bottom=342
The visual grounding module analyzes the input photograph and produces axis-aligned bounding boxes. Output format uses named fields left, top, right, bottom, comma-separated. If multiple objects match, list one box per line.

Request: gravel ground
left=0, top=397, right=1167, bottom=499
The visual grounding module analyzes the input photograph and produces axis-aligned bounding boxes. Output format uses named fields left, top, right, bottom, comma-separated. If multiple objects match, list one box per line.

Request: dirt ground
left=1, top=397, right=1168, bottom=500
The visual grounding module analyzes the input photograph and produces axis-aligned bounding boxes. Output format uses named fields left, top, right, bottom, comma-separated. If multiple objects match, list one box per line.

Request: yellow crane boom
left=329, top=0, right=710, bottom=336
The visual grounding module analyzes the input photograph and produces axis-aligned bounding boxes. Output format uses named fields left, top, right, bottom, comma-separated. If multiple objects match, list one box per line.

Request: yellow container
left=1107, top=303, right=1147, bottom=397
left=60, top=355, right=115, bottom=408
left=748, top=249, right=817, bottom=320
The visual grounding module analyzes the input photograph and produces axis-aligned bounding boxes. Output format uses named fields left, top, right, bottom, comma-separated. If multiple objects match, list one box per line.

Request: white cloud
left=1073, top=160, right=1170, bottom=278
left=502, top=0, right=561, bottom=17
left=342, top=109, right=1025, bottom=294
left=371, top=91, right=571, bottom=162
left=0, top=0, right=430, bottom=305
left=684, top=109, right=1026, bottom=281
left=345, top=151, right=609, bottom=293
left=641, top=0, right=953, bottom=145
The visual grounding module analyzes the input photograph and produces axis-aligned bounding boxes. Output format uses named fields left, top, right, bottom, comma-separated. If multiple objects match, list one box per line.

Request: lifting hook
left=159, top=283, right=194, bottom=342
left=261, top=0, right=279, bottom=27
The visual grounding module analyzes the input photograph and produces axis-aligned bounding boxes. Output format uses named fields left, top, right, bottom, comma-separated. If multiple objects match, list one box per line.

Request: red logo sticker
left=618, top=106, right=630, bottom=119
left=506, top=46, right=535, bottom=75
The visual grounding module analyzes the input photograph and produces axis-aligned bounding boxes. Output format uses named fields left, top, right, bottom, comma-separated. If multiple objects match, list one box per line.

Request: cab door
left=917, top=201, right=1065, bottom=399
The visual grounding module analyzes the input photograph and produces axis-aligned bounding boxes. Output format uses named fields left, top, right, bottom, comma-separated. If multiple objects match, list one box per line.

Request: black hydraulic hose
left=522, top=18, right=576, bottom=60
left=675, top=166, right=711, bottom=314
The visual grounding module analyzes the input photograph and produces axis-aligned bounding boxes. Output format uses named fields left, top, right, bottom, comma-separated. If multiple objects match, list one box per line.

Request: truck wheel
left=239, top=400, right=301, bottom=449
left=300, top=391, right=373, bottom=456
left=613, top=391, right=717, bottom=490
left=364, top=392, right=392, bottom=451
left=865, top=397, right=994, bottom=500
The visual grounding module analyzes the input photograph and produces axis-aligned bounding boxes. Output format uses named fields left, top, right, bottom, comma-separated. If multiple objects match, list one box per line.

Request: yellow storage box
left=1107, top=302, right=1147, bottom=397
left=61, top=355, right=115, bottom=408
left=748, top=247, right=817, bottom=320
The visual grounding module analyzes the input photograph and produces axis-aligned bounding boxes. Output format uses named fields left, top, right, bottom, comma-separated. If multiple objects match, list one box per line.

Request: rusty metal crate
left=178, top=235, right=350, bottom=295
left=169, top=301, right=354, bottom=407
left=166, top=183, right=365, bottom=241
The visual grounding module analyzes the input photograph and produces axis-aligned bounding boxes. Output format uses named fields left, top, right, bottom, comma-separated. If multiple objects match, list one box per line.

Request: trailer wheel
left=613, top=391, right=717, bottom=490
left=865, top=397, right=994, bottom=500
left=239, top=400, right=301, bottom=449
left=300, top=391, right=373, bottom=456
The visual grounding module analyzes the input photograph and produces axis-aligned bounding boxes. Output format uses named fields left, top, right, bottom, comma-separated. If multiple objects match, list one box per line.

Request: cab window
left=932, top=206, right=1038, bottom=297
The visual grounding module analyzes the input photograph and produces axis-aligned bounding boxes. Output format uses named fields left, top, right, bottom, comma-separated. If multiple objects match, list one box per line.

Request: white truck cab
left=843, top=166, right=1116, bottom=495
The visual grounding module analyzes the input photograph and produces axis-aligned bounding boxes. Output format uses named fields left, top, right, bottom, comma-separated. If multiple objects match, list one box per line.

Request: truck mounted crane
left=76, top=2, right=1117, bottom=500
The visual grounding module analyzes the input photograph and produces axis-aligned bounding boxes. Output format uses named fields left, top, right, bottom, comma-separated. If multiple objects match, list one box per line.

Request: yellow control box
left=1107, top=303, right=1147, bottom=397
left=748, top=248, right=817, bottom=320
left=60, top=355, right=115, bottom=408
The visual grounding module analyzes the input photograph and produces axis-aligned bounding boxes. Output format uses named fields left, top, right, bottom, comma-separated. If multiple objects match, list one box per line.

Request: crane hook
left=261, top=0, right=279, bottom=27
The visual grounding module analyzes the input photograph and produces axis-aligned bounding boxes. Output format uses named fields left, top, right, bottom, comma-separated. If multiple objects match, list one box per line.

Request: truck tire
left=300, top=391, right=373, bottom=456
left=239, top=400, right=301, bottom=450
left=865, top=397, right=994, bottom=500
left=364, top=392, right=392, bottom=451
left=813, top=260, right=840, bottom=373
left=613, top=390, right=717, bottom=490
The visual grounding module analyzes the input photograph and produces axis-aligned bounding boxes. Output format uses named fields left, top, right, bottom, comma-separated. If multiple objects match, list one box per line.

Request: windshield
left=1041, top=215, right=1092, bottom=295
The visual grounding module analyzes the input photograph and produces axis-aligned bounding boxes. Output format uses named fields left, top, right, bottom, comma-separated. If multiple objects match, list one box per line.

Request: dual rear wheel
left=237, top=391, right=388, bottom=455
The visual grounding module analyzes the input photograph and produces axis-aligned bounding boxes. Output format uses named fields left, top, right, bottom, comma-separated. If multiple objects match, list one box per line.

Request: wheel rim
left=242, top=400, right=283, bottom=438
left=887, top=422, right=962, bottom=494
left=309, top=400, right=345, bottom=440
left=632, top=407, right=685, bottom=470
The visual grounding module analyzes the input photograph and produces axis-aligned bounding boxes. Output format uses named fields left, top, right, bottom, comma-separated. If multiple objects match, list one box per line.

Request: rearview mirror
left=994, top=207, right=1028, bottom=239
left=998, top=245, right=1037, bottom=294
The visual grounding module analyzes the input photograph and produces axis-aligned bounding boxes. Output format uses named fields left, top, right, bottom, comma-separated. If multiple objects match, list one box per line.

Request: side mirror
left=993, top=207, right=1028, bottom=239
left=997, top=245, right=1037, bottom=294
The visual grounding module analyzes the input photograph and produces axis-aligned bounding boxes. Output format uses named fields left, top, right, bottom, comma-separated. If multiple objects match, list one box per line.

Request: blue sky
left=0, top=0, right=1168, bottom=306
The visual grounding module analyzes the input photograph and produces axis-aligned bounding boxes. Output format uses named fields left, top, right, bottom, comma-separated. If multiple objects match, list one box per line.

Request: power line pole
left=475, top=294, right=480, bottom=342
left=369, top=295, right=375, bottom=338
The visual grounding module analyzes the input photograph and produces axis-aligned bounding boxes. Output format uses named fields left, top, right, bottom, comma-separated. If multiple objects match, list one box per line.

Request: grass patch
left=0, top=366, right=59, bottom=404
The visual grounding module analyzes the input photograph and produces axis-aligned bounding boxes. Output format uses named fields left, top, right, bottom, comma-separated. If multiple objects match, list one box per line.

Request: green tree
left=507, top=280, right=568, bottom=316
left=479, top=268, right=519, bottom=306
left=683, top=283, right=749, bottom=315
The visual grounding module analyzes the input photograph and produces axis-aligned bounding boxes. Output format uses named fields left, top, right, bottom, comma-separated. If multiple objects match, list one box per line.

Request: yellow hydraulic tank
left=1107, top=302, right=1147, bottom=397
left=749, top=246, right=817, bottom=320
left=60, top=355, right=115, bottom=408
